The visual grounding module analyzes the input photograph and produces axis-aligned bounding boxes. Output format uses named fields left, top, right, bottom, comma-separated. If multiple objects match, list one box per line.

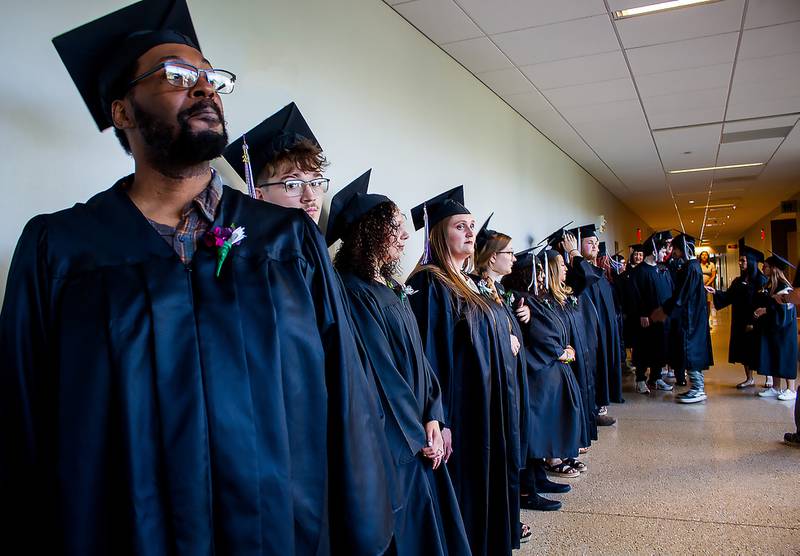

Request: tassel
left=421, top=203, right=432, bottom=265
left=242, top=136, right=257, bottom=199
left=530, top=258, right=538, bottom=295
left=544, top=251, right=550, bottom=292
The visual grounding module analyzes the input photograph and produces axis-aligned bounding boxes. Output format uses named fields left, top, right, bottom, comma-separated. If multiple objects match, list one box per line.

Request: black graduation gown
left=712, top=272, right=765, bottom=367
left=0, top=178, right=395, bottom=556
left=662, top=259, right=713, bottom=371
left=630, top=263, right=674, bottom=371
left=408, top=269, right=519, bottom=556
left=339, top=273, right=472, bottom=556
left=519, top=293, right=583, bottom=459
left=753, top=286, right=798, bottom=379
left=616, top=268, right=637, bottom=349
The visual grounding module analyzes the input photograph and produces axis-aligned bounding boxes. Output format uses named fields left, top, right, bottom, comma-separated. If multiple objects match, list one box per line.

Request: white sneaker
left=777, top=389, right=797, bottom=401
left=736, top=379, right=755, bottom=389
left=677, top=389, right=707, bottom=404
left=757, top=387, right=780, bottom=398
left=636, top=381, right=650, bottom=394
left=654, top=379, right=674, bottom=391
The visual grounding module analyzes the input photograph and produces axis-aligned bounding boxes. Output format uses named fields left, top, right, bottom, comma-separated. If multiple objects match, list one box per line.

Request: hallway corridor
left=521, top=307, right=799, bottom=554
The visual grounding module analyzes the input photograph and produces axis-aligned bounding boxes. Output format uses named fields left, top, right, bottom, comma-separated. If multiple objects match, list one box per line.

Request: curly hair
left=334, top=201, right=403, bottom=282
left=259, top=137, right=329, bottom=181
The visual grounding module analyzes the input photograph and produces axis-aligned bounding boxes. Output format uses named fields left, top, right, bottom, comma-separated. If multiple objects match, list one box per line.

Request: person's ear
left=255, top=188, right=264, bottom=200
left=111, top=98, right=135, bottom=131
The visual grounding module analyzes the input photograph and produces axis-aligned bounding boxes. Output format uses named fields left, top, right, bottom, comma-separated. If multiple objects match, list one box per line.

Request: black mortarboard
left=740, top=245, right=764, bottom=264
left=325, top=169, right=391, bottom=246
left=223, top=102, right=320, bottom=183
left=672, top=233, right=696, bottom=257
left=53, top=0, right=200, bottom=131
left=642, top=230, right=672, bottom=256
left=766, top=250, right=796, bottom=271
left=540, top=221, right=574, bottom=249
left=512, top=247, right=536, bottom=270
left=569, top=224, right=598, bottom=242
left=475, top=213, right=495, bottom=253
left=630, top=244, right=644, bottom=253
left=410, top=186, right=469, bottom=231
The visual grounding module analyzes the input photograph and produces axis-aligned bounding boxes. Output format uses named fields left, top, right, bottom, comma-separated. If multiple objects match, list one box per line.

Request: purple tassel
left=421, top=203, right=432, bottom=265
left=242, top=136, right=257, bottom=199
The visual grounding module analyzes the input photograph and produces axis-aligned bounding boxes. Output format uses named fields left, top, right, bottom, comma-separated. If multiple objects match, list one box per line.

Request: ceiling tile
left=731, top=52, right=800, bottom=89
left=716, top=137, right=783, bottom=165
left=520, top=51, right=630, bottom=90
left=394, top=0, right=483, bottom=44
left=759, top=124, right=800, bottom=179
left=737, top=20, right=800, bottom=59
left=475, top=67, right=535, bottom=95
left=442, top=36, right=514, bottom=73
left=642, top=87, right=728, bottom=128
left=505, top=89, right=553, bottom=116
left=491, top=15, right=619, bottom=66
left=745, top=0, right=800, bottom=29
left=615, top=0, right=745, bottom=49
left=654, top=124, right=722, bottom=171
left=558, top=98, right=644, bottom=124
left=543, top=77, right=637, bottom=110
left=727, top=78, right=800, bottom=120
left=455, top=0, right=607, bottom=35
left=626, top=32, right=739, bottom=75
left=635, top=63, right=733, bottom=97
left=723, top=115, right=799, bottom=133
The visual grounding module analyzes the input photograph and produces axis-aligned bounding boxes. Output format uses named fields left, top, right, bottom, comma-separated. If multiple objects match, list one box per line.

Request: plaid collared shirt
left=147, top=172, right=223, bottom=265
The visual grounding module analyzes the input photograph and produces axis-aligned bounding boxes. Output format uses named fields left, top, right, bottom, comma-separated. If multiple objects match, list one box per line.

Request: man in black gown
left=0, top=1, right=395, bottom=553
left=651, top=234, right=713, bottom=403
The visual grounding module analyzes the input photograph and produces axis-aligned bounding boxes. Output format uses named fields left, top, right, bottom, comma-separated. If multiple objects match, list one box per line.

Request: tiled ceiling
left=384, top=0, right=800, bottom=244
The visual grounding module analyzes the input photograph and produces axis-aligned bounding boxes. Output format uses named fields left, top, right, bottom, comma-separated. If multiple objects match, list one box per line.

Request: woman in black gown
left=503, top=247, right=584, bottom=510
left=406, top=187, right=523, bottom=556
left=327, top=172, right=471, bottom=556
left=710, top=246, right=766, bottom=389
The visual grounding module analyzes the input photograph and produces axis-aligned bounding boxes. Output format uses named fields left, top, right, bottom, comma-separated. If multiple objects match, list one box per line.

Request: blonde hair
left=766, top=264, right=791, bottom=295
left=410, top=216, right=490, bottom=313
left=545, top=251, right=573, bottom=306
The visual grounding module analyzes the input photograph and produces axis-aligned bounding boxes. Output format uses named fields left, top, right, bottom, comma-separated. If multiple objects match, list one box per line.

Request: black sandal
left=563, top=457, right=587, bottom=473
left=520, top=522, right=532, bottom=543
left=544, top=461, right=580, bottom=478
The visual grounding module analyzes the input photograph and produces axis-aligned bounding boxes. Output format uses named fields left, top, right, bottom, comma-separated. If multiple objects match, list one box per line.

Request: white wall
left=0, top=0, right=647, bottom=293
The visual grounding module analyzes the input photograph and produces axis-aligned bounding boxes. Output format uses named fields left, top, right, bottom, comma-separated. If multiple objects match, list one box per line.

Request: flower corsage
left=204, top=225, right=246, bottom=278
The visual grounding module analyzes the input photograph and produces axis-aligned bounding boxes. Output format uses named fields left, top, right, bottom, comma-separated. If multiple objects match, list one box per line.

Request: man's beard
left=134, top=99, right=228, bottom=178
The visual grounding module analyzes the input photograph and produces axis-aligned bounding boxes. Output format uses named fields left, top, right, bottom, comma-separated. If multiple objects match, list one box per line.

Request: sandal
left=520, top=523, right=531, bottom=543
left=563, top=457, right=587, bottom=473
left=579, top=447, right=589, bottom=455
left=544, top=460, right=580, bottom=478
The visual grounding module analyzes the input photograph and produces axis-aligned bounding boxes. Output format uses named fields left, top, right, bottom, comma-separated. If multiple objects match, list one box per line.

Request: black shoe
left=521, top=493, right=562, bottom=511
left=535, top=477, right=571, bottom=494
left=596, top=414, right=616, bottom=426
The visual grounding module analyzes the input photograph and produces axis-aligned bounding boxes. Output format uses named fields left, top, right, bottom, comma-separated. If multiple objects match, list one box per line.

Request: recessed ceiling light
left=688, top=200, right=695, bottom=204
left=612, top=0, right=722, bottom=20
left=691, top=219, right=695, bottom=223
left=668, top=162, right=764, bottom=174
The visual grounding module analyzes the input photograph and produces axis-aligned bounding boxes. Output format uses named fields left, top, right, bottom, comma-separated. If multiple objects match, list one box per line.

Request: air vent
left=721, top=126, right=793, bottom=143
left=781, top=200, right=798, bottom=214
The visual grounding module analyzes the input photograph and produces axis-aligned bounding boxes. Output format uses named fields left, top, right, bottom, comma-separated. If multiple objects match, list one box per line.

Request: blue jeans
left=688, top=369, right=705, bottom=392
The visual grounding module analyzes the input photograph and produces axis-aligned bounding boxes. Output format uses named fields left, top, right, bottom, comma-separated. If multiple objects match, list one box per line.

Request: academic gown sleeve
left=566, top=255, right=602, bottom=296
left=712, top=277, right=745, bottom=311
left=524, top=298, right=566, bottom=371
left=343, top=284, right=429, bottom=463
left=407, top=270, right=456, bottom=428
left=300, top=223, right=396, bottom=555
left=0, top=216, right=57, bottom=542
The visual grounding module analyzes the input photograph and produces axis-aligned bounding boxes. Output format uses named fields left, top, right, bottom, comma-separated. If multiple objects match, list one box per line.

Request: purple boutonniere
left=204, top=225, right=246, bottom=277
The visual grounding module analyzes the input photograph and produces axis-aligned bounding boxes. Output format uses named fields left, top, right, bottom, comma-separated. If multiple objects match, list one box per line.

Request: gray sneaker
left=654, top=379, right=674, bottom=391
left=677, top=389, right=707, bottom=404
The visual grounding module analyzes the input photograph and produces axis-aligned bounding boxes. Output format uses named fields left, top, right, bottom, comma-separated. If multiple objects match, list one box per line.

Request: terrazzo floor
left=519, top=308, right=800, bottom=555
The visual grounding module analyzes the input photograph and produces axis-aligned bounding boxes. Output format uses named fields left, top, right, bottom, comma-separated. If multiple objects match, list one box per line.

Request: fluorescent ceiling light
left=612, top=0, right=722, bottom=20
left=668, top=162, right=764, bottom=174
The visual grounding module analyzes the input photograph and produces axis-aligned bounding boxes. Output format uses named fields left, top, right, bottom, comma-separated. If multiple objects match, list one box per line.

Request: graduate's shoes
left=757, top=387, right=780, bottom=398
left=784, top=432, right=800, bottom=446
left=736, top=378, right=755, bottom=389
left=654, top=379, right=673, bottom=391
left=596, top=414, right=616, bottom=426
left=521, top=493, right=562, bottom=512
left=676, top=389, right=707, bottom=404
left=636, top=381, right=650, bottom=394
left=777, top=389, right=797, bottom=401
left=536, top=478, right=571, bottom=494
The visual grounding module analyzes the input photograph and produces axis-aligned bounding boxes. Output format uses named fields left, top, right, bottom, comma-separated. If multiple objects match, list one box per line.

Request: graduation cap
left=672, top=233, right=696, bottom=258
left=475, top=213, right=496, bottom=253
left=766, top=250, right=796, bottom=271
left=568, top=224, right=599, bottom=245
left=325, top=169, right=391, bottom=246
left=740, top=245, right=765, bottom=264
left=642, top=230, right=673, bottom=257
left=539, top=221, right=575, bottom=249
left=223, top=102, right=320, bottom=186
left=410, top=186, right=469, bottom=232
left=53, top=0, right=201, bottom=131
left=629, top=243, right=644, bottom=253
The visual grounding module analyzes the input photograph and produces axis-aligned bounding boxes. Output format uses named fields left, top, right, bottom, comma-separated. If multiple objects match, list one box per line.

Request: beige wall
left=0, top=0, right=648, bottom=293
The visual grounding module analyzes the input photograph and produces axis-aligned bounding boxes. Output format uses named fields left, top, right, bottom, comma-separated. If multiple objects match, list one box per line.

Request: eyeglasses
left=258, top=177, right=330, bottom=197
left=128, top=62, right=236, bottom=94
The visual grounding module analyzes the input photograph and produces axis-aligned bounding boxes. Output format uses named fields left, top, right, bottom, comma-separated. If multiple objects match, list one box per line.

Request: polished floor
left=520, top=308, right=800, bottom=555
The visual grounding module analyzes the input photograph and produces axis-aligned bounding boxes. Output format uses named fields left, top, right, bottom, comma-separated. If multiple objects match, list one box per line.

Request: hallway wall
left=0, top=0, right=649, bottom=294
